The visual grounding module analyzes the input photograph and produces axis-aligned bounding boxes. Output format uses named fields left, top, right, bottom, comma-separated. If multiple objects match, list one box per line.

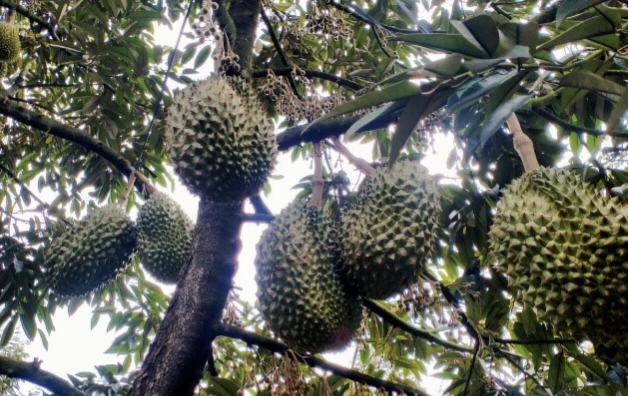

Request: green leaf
left=389, top=90, right=450, bottom=164
left=389, top=96, right=430, bottom=165
left=559, top=71, right=624, bottom=96
left=377, top=54, right=464, bottom=86
left=194, top=46, right=211, bottom=69
left=548, top=352, right=565, bottom=394
left=19, top=311, right=37, bottom=341
left=0, top=315, right=17, bottom=347
left=390, top=33, right=489, bottom=58
left=573, top=354, right=607, bottom=380
left=303, top=80, right=434, bottom=133
left=479, top=95, right=531, bottom=146
left=499, top=22, right=539, bottom=51
left=455, top=15, right=499, bottom=56
left=606, top=86, right=628, bottom=133
left=206, top=377, right=240, bottom=396
left=345, top=100, right=407, bottom=137
left=537, top=16, right=615, bottom=52
left=556, top=0, right=606, bottom=25
left=447, top=71, right=518, bottom=112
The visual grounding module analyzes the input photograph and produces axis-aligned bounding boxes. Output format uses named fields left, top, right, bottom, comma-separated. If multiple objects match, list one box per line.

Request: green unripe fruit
left=488, top=167, right=628, bottom=347
left=255, top=199, right=362, bottom=353
left=339, top=160, right=441, bottom=300
left=0, top=23, right=20, bottom=62
left=137, top=192, right=194, bottom=284
left=45, top=204, right=137, bottom=297
left=164, top=76, right=277, bottom=202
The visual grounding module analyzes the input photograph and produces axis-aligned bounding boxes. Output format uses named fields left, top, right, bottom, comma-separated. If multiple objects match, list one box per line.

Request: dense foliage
left=2, top=0, right=628, bottom=395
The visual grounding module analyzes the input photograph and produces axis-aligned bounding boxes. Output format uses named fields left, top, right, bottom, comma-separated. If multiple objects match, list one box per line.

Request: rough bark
left=128, top=200, right=243, bottom=396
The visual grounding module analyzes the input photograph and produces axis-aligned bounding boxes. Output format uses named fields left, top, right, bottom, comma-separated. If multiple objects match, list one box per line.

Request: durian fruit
left=164, top=76, right=277, bottom=202
left=137, top=191, right=194, bottom=283
left=488, top=167, right=628, bottom=347
left=45, top=204, right=137, bottom=297
left=255, top=199, right=363, bottom=353
left=0, top=23, right=19, bottom=62
left=339, top=160, right=441, bottom=300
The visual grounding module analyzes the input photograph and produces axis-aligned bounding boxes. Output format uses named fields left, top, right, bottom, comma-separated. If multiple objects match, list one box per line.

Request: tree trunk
left=128, top=200, right=243, bottom=396
left=127, top=2, right=261, bottom=394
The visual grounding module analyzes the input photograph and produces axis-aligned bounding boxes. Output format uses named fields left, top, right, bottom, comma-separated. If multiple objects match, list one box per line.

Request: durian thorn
left=507, top=113, right=540, bottom=173
left=133, top=169, right=156, bottom=196
left=330, top=136, right=374, bottom=176
left=117, top=172, right=137, bottom=205
left=311, top=142, right=324, bottom=208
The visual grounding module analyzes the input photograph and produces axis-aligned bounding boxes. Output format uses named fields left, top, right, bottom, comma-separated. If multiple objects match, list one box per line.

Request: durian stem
left=330, top=136, right=374, bottom=175
left=311, top=143, right=324, bottom=208
left=6, top=9, right=15, bottom=23
left=133, top=169, right=156, bottom=196
left=507, top=114, right=540, bottom=173
left=117, top=173, right=136, bottom=205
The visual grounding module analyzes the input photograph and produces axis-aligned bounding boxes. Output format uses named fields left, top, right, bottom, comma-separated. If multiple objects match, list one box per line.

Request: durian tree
left=3, top=0, right=628, bottom=395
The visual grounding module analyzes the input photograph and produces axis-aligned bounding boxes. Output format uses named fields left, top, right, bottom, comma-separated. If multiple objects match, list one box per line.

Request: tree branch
left=219, top=324, right=432, bottom=396
left=534, top=108, right=628, bottom=138
left=363, top=299, right=474, bottom=354
left=252, top=68, right=364, bottom=91
left=276, top=108, right=402, bottom=151
left=0, top=356, right=85, bottom=396
left=0, top=96, right=149, bottom=191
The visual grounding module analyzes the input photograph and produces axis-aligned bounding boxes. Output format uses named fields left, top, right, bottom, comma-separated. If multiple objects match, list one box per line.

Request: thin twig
left=240, top=213, right=274, bottom=223
left=311, top=142, right=324, bottom=208
left=330, top=136, right=374, bottom=175
left=219, top=324, right=432, bottom=396
left=260, top=7, right=302, bottom=100
left=251, top=68, right=364, bottom=91
left=534, top=108, right=628, bottom=138
left=363, top=299, right=474, bottom=353
left=463, top=342, right=481, bottom=396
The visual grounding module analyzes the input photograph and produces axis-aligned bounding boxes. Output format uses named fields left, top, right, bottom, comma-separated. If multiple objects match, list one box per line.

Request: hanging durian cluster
left=45, top=204, right=137, bottom=297
left=339, top=161, right=441, bottom=300
left=255, top=199, right=363, bottom=353
left=44, top=188, right=196, bottom=296
left=488, top=167, right=628, bottom=347
left=164, top=76, right=278, bottom=202
left=255, top=160, right=442, bottom=353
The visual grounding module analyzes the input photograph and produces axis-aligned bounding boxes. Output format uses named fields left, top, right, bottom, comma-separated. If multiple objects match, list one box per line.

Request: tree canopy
left=2, top=0, right=628, bottom=395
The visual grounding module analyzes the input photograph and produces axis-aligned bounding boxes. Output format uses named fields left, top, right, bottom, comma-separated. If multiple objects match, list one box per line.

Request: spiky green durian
left=488, top=167, right=628, bottom=347
left=339, top=160, right=441, bottom=300
left=255, top=199, right=363, bottom=353
left=137, top=191, right=194, bottom=284
left=0, top=23, right=20, bottom=62
left=45, top=204, right=137, bottom=297
left=164, top=76, right=277, bottom=202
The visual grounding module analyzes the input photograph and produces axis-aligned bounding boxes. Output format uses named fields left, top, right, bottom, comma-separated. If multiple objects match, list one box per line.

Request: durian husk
left=488, top=167, right=628, bottom=347
left=255, top=199, right=363, bottom=353
left=0, top=23, right=19, bottom=62
left=339, top=160, right=441, bottom=300
left=45, top=204, right=137, bottom=297
left=164, top=76, right=277, bottom=202
left=137, top=191, right=194, bottom=284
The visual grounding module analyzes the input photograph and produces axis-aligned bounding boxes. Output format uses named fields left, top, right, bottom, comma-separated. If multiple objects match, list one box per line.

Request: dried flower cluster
left=257, top=68, right=345, bottom=122
left=305, top=3, right=352, bottom=40
left=191, top=0, right=220, bottom=41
